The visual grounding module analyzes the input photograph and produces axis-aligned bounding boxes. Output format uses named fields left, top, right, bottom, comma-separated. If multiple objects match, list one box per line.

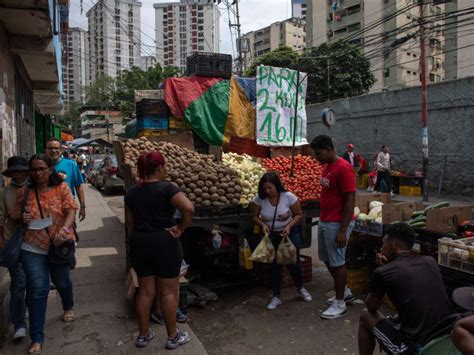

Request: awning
left=69, top=138, right=113, bottom=149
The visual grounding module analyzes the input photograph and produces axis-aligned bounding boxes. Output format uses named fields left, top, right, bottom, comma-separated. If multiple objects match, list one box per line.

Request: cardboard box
left=382, top=202, right=424, bottom=224
left=426, top=206, right=473, bottom=233
left=356, top=193, right=391, bottom=214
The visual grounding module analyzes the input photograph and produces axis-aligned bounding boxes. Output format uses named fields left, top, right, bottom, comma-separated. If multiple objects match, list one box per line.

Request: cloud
left=69, top=0, right=291, bottom=57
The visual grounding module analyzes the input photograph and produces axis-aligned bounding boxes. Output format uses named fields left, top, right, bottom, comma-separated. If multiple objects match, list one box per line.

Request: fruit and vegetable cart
left=113, top=138, right=321, bottom=286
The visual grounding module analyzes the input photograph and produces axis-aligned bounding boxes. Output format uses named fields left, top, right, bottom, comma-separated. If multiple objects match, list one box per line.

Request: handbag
left=249, top=194, right=281, bottom=264
left=0, top=186, right=30, bottom=268
left=34, top=187, right=75, bottom=265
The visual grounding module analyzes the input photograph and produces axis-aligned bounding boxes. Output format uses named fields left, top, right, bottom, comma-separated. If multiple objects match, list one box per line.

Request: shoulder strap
left=21, top=186, right=30, bottom=214
left=270, top=193, right=281, bottom=233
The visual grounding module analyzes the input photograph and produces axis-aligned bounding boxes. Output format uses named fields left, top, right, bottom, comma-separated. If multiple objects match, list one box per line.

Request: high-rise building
left=243, top=17, right=306, bottom=71
left=154, top=0, right=220, bottom=72
left=63, top=27, right=90, bottom=111
left=306, top=0, right=446, bottom=92
left=141, top=55, right=157, bottom=70
left=444, top=0, right=474, bottom=81
left=292, top=0, right=307, bottom=19
left=87, top=0, right=142, bottom=84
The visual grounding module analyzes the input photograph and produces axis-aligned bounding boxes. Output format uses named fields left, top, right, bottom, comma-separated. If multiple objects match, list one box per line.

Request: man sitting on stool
left=358, top=223, right=452, bottom=354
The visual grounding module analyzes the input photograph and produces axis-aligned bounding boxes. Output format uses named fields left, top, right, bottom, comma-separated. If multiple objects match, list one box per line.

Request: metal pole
left=290, top=67, right=301, bottom=177
left=234, top=0, right=243, bottom=75
left=419, top=1, right=429, bottom=202
left=327, top=58, right=330, bottom=102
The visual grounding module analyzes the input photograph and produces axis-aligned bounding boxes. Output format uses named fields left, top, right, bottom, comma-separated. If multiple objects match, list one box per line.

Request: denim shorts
left=318, top=221, right=355, bottom=267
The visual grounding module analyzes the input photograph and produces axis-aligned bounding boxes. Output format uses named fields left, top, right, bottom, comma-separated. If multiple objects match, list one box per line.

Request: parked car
left=94, top=155, right=124, bottom=195
left=87, top=157, right=104, bottom=186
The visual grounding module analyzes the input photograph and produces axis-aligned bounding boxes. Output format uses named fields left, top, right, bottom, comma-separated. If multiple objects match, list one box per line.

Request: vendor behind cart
left=249, top=172, right=312, bottom=310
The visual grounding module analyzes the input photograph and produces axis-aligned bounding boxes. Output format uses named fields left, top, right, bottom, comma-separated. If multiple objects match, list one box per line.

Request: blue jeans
left=8, top=262, right=26, bottom=330
left=270, top=228, right=303, bottom=297
left=20, top=250, right=74, bottom=344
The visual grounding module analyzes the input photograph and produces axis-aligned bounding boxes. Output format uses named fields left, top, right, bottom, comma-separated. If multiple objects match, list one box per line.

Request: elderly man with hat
left=0, top=156, right=30, bottom=341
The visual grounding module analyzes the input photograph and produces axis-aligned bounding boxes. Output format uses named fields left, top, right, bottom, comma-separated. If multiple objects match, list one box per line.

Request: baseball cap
left=347, top=144, right=354, bottom=148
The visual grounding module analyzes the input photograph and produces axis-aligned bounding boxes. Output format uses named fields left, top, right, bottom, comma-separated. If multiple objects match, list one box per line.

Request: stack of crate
left=136, top=99, right=169, bottom=138
left=186, top=52, right=232, bottom=78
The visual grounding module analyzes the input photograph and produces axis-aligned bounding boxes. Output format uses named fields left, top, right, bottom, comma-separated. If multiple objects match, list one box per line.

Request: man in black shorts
left=358, top=223, right=452, bottom=354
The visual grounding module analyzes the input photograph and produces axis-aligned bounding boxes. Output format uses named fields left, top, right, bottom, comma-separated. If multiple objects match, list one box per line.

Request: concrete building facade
left=141, top=55, right=157, bottom=70
left=243, top=17, right=306, bottom=71
left=154, top=0, right=220, bottom=72
left=64, top=27, right=89, bottom=110
left=0, top=0, right=64, bottom=182
left=444, top=0, right=474, bottom=81
left=87, top=0, right=142, bottom=83
left=80, top=108, right=123, bottom=142
left=306, top=0, right=446, bottom=92
left=292, top=0, right=307, bottom=19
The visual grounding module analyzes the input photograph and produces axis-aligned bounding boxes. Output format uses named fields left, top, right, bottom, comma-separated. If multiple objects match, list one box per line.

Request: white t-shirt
left=253, top=192, right=298, bottom=232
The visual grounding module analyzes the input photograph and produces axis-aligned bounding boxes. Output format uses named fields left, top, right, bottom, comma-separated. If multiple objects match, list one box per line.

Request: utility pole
left=229, top=0, right=243, bottom=75
left=419, top=0, right=429, bottom=202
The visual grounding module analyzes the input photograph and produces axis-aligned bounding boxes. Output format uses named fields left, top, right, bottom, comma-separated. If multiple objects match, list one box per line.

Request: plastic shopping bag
left=276, top=236, right=297, bottom=265
left=239, top=238, right=253, bottom=270
left=249, top=234, right=275, bottom=263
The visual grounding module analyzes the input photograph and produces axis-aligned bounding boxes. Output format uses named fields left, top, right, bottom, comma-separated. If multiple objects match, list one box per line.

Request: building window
left=198, top=19, right=204, bottom=24
left=407, top=70, right=411, bottom=75
left=348, top=22, right=361, bottom=32
left=198, top=12, right=204, bottom=18
left=198, top=45, right=204, bottom=51
left=384, top=69, right=390, bottom=77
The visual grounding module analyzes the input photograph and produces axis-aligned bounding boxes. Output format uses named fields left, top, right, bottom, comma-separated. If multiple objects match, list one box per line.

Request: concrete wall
left=0, top=22, right=18, bottom=186
left=306, top=77, right=474, bottom=199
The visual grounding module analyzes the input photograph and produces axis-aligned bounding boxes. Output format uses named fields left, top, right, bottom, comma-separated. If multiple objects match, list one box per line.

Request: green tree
left=85, top=75, right=118, bottom=108
left=57, top=101, right=81, bottom=137
left=301, top=40, right=375, bottom=103
left=244, top=46, right=299, bottom=77
left=115, top=64, right=181, bottom=121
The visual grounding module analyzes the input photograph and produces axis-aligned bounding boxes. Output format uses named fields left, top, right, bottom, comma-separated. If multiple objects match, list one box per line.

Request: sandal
left=62, top=310, right=75, bottom=322
left=28, top=343, right=42, bottom=354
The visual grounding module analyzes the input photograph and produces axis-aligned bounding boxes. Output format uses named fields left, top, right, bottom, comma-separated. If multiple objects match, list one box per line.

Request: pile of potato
left=122, top=137, right=242, bottom=209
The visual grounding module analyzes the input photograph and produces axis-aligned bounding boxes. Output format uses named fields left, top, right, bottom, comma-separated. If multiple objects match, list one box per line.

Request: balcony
left=0, top=0, right=63, bottom=114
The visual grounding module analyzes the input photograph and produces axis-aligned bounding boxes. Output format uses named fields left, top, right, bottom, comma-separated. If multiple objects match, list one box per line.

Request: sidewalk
left=1, top=185, right=207, bottom=354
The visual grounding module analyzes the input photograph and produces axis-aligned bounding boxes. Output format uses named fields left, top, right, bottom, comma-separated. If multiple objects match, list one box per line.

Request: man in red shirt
left=311, top=135, right=356, bottom=319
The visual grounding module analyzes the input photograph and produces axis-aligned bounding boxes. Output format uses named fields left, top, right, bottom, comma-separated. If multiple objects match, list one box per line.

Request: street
left=105, top=190, right=365, bottom=354
left=0, top=185, right=365, bottom=354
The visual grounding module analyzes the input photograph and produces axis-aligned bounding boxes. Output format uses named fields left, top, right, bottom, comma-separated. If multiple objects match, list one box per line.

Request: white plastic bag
left=249, top=234, right=275, bottom=263
left=276, top=236, right=297, bottom=264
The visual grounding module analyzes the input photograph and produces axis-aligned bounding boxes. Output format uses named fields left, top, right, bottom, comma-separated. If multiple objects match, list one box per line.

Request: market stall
left=345, top=191, right=473, bottom=302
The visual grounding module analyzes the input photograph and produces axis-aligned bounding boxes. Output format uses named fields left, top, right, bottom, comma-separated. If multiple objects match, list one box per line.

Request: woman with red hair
left=125, top=151, right=194, bottom=349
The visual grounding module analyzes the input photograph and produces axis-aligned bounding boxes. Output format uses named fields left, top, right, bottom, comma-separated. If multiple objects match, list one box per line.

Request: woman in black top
left=125, top=151, right=194, bottom=349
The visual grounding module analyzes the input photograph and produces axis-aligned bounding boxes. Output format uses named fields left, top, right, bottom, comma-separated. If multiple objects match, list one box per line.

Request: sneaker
left=135, top=329, right=156, bottom=348
left=166, top=330, right=191, bottom=349
left=13, top=327, right=26, bottom=341
left=390, top=192, right=397, bottom=198
left=176, top=309, right=189, bottom=323
left=267, top=297, right=282, bottom=310
left=298, top=287, right=312, bottom=302
left=150, top=312, right=165, bottom=325
left=321, top=302, right=347, bottom=320
left=326, top=289, right=355, bottom=306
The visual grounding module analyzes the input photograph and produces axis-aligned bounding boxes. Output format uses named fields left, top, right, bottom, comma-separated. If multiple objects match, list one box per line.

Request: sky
left=69, top=0, right=292, bottom=58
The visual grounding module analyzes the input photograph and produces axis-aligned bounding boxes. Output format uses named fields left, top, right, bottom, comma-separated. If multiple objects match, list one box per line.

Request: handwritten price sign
left=256, top=65, right=308, bottom=147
